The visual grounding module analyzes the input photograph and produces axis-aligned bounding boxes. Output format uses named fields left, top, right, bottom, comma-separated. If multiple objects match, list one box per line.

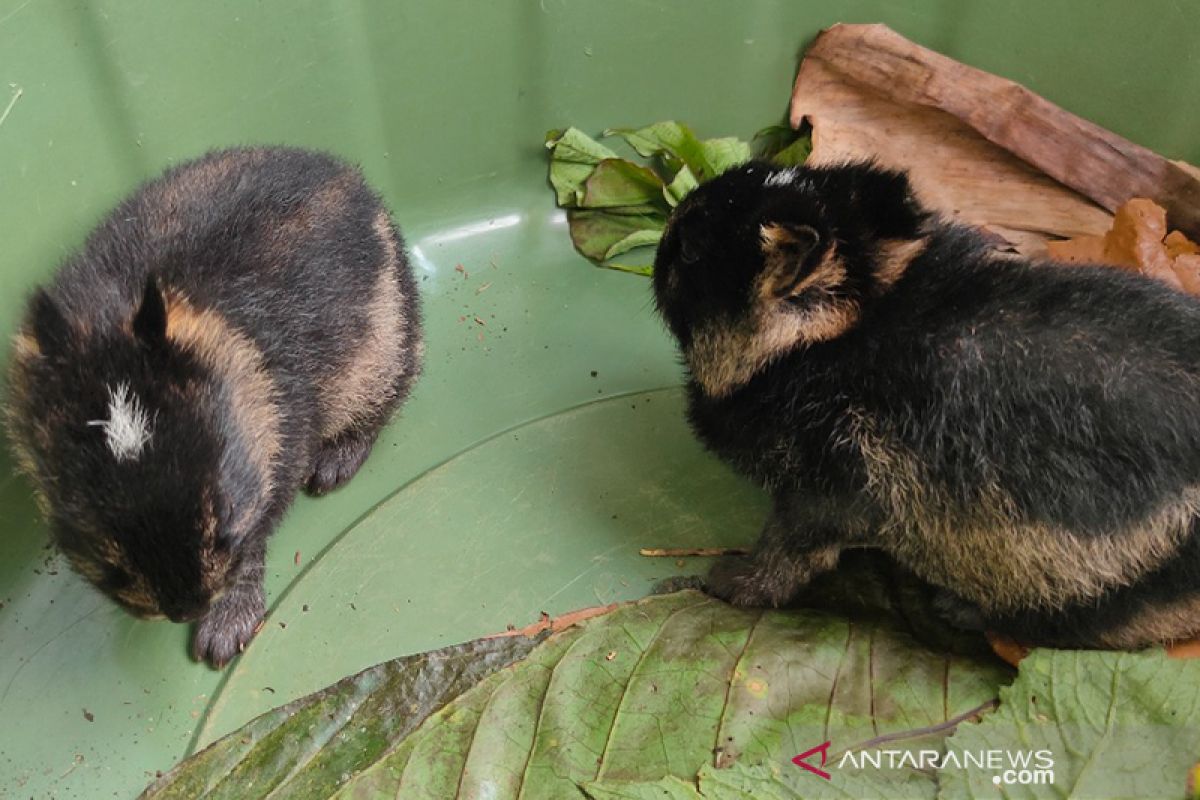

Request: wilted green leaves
left=545, top=121, right=808, bottom=275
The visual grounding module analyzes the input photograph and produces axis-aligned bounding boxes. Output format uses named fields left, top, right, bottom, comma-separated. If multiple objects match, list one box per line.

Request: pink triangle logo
left=792, top=741, right=832, bottom=780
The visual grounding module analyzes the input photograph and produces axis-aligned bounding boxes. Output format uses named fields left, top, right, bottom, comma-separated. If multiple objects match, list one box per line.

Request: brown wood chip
left=487, top=603, right=620, bottom=639
left=638, top=547, right=749, bottom=558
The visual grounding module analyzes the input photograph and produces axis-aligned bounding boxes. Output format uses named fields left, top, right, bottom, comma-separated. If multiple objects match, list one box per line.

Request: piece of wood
left=638, top=547, right=749, bottom=558
left=790, top=24, right=1200, bottom=245
left=985, top=631, right=1031, bottom=668
left=1168, top=638, right=1200, bottom=660
left=790, top=28, right=1109, bottom=255
left=486, top=603, right=619, bottom=640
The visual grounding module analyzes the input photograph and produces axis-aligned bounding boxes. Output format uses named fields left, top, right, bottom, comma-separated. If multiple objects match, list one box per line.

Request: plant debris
left=487, top=603, right=619, bottom=639
left=143, top=592, right=1010, bottom=798
left=638, top=547, right=750, bottom=558
left=1049, top=198, right=1200, bottom=293
left=789, top=24, right=1200, bottom=256
left=545, top=122, right=808, bottom=274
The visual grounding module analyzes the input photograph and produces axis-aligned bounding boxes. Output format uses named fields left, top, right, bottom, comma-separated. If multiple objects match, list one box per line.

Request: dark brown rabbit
left=653, top=159, right=1200, bottom=651
left=6, top=147, right=423, bottom=666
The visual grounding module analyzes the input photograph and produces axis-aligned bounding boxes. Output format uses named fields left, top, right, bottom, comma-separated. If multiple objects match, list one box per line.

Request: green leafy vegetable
left=545, top=128, right=621, bottom=206
left=770, top=137, right=812, bottom=167
left=939, top=649, right=1200, bottom=799
left=664, top=165, right=699, bottom=208
left=545, top=121, right=810, bottom=275
left=604, top=228, right=663, bottom=260
left=605, top=122, right=751, bottom=181
left=752, top=123, right=812, bottom=167
left=568, top=209, right=663, bottom=264
left=143, top=591, right=1009, bottom=798
left=582, top=159, right=668, bottom=208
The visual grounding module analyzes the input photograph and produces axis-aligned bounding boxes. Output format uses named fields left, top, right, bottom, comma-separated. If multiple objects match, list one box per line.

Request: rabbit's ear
left=132, top=276, right=168, bottom=349
left=29, top=289, right=71, bottom=354
left=758, top=223, right=822, bottom=298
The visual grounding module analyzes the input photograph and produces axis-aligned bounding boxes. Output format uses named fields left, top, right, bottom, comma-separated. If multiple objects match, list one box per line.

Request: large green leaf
left=583, top=762, right=935, bottom=799
left=939, top=649, right=1200, bottom=799
left=144, top=591, right=1010, bottom=798
left=140, top=633, right=541, bottom=799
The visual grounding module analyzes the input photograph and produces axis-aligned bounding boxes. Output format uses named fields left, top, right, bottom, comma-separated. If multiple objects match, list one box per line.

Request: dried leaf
left=1045, top=234, right=1108, bottom=266
left=1175, top=255, right=1200, bottom=295
left=1167, top=230, right=1200, bottom=259
left=1049, top=197, right=1200, bottom=294
left=790, top=26, right=1111, bottom=256
left=791, top=24, right=1200, bottom=242
left=1106, top=198, right=1170, bottom=270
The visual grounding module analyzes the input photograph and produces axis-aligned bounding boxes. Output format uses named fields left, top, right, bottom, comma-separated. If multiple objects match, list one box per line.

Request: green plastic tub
left=2, top=2, right=1199, bottom=796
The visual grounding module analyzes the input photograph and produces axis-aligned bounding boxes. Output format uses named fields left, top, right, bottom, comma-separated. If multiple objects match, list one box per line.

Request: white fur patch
left=87, top=382, right=153, bottom=461
left=763, top=167, right=800, bottom=188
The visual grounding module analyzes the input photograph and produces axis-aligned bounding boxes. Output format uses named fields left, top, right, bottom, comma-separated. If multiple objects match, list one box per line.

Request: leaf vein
left=711, top=609, right=766, bottom=767
left=593, top=598, right=713, bottom=780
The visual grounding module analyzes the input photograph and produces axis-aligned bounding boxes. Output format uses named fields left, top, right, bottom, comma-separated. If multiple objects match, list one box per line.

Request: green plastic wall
left=1, top=1, right=1198, bottom=797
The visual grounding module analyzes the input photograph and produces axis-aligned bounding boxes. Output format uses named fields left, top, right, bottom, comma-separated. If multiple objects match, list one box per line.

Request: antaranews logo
left=794, top=742, right=1055, bottom=787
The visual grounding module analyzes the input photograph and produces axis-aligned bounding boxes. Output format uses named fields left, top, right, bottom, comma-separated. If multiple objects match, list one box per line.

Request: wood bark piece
left=638, top=547, right=749, bottom=558
left=790, top=24, right=1200, bottom=252
left=486, top=603, right=619, bottom=639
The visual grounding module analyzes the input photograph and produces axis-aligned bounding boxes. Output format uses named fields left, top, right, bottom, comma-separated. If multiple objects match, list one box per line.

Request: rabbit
left=5, top=146, right=423, bottom=667
left=652, top=159, right=1200, bottom=651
